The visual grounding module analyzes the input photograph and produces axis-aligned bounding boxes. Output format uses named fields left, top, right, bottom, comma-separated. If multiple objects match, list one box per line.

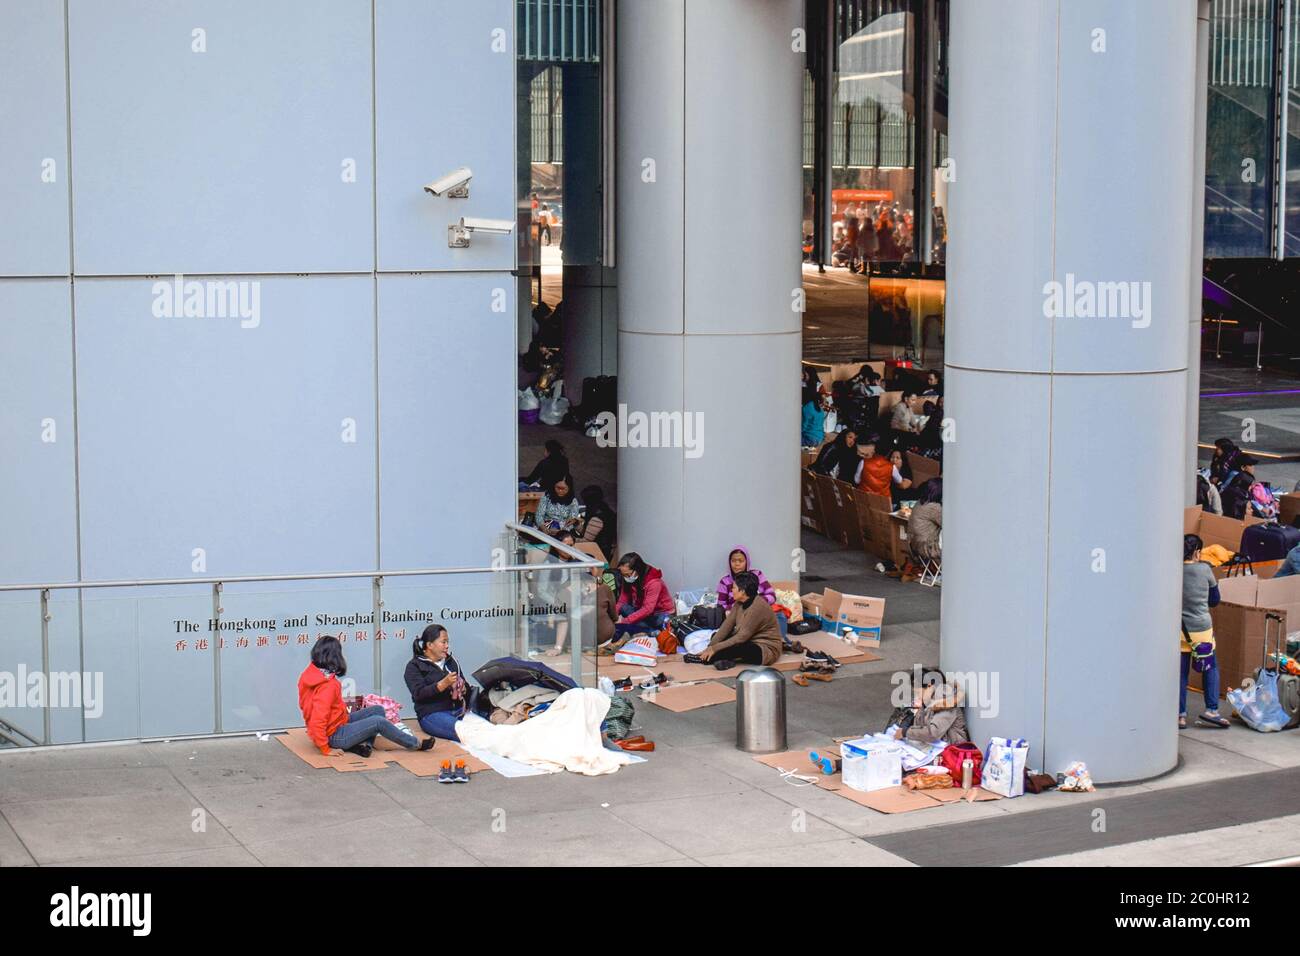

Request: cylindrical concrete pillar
left=942, top=0, right=1197, bottom=782
left=1187, top=0, right=1211, bottom=504
left=616, top=0, right=803, bottom=589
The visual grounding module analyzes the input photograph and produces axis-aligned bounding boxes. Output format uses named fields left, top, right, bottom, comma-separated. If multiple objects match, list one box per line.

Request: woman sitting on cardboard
left=892, top=676, right=969, bottom=746
left=695, top=571, right=783, bottom=670
left=299, top=635, right=434, bottom=758
left=404, top=624, right=469, bottom=742
left=715, top=546, right=777, bottom=612
left=613, top=552, right=675, bottom=641
left=811, top=428, right=860, bottom=480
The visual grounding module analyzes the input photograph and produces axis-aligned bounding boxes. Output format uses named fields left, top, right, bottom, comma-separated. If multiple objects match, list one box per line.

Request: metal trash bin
left=735, top=667, right=787, bottom=753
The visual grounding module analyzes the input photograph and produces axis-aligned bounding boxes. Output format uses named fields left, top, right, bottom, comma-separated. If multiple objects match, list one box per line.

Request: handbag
left=938, top=741, right=983, bottom=788
left=691, top=605, right=726, bottom=629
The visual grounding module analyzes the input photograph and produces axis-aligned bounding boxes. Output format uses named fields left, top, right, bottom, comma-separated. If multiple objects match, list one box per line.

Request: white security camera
left=423, top=166, right=472, bottom=198
left=448, top=216, right=515, bottom=248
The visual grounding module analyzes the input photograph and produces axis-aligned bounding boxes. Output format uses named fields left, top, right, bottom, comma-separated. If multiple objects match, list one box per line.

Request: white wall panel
left=375, top=0, right=516, bottom=272
left=74, top=276, right=377, bottom=580
left=68, top=0, right=374, bottom=275
left=0, top=0, right=71, bottom=276
left=377, top=274, right=515, bottom=569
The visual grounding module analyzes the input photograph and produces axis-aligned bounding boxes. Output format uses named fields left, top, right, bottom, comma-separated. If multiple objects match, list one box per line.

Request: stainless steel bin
left=735, top=667, right=787, bottom=753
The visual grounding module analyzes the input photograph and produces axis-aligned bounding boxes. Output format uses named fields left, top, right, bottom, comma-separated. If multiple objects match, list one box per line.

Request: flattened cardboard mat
left=641, top=681, right=736, bottom=712
left=276, top=725, right=491, bottom=777
left=753, top=745, right=1002, bottom=814
left=592, top=631, right=880, bottom=684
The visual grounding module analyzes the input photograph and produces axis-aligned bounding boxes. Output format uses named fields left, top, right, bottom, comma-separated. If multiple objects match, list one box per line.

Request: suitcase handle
left=1263, top=611, right=1285, bottom=671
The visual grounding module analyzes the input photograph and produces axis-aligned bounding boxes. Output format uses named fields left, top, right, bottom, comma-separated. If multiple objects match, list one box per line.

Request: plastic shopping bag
left=1227, top=670, right=1290, bottom=732
left=613, top=635, right=658, bottom=667
left=981, top=736, right=1029, bottom=797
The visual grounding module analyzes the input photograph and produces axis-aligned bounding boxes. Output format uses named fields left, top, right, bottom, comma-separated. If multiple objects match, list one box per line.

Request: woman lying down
left=405, top=625, right=639, bottom=777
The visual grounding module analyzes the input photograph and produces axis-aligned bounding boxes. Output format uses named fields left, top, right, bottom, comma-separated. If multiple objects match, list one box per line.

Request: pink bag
left=362, top=693, right=403, bottom=725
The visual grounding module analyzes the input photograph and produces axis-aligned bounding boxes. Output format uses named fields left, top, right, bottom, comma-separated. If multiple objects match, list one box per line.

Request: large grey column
left=942, top=0, right=1198, bottom=782
left=616, top=0, right=802, bottom=589
left=1187, top=0, right=1211, bottom=503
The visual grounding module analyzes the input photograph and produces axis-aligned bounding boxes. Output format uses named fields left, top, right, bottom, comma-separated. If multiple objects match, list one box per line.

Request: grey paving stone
left=244, top=814, right=481, bottom=867
left=0, top=766, right=180, bottom=805
left=433, top=806, right=688, bottom=867
left=48, top=845, right=262, bottom=867
left=605, top=788, right=848, bottom=858
left=2, top=789, right=238, bottom=865
left=0, top=811, right=36, bottom=867
left=696, top=836, right=915, bottom=867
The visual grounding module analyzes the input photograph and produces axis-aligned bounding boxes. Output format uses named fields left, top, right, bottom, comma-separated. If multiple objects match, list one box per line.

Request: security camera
left=448, top=216, right=516, bottom=248
left=423, top=166, right=472, bottom=198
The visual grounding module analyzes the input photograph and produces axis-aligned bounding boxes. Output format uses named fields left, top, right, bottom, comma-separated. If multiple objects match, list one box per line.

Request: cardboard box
left=800, top=592, right=825, bottom=619
left=518, top=490, right=543, bottom=520
left=818, top=588, right=885, bottom=646
left=906, top=451, right=941, bottom=487
left=1183, top=506, right=1264, bottom=552
left=1279, top=492, right=1300, bottom=526
left=1201, top=573, right=1300, bottom=697
left=800, top=469, right=823, bottom=533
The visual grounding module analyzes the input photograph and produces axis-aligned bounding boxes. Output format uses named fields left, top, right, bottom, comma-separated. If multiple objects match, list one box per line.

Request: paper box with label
left=1183, top=506, right=1264, bottom=552
left=840, top=738, right=903, bottom=792
left=1200, top=573, right=1300, bottom=697
left=819, top=588, right=885, bottom=646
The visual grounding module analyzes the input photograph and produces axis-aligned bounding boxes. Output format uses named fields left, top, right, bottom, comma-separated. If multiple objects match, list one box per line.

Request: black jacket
left=404, top=654, right=462, bottom=718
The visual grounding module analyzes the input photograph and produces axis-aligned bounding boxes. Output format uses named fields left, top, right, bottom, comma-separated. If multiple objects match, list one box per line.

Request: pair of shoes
left=808, top=750, right=841, bottom=775
left=787, top=640, right=807, bottom=655
left=713, top=659, right=737, bottom=671
left=617, top=739, right=655, bottom=752
left=619, top=735, right=646, bottom=745
left=800, top=658, right=835, bottom=675
left=345, top=742, right=373, bottom=758
left=805, top=649, right=841, bottom=669
left=418, top=737, right=437, bottom=752
left=793, top=671, right=833, bottom=686
left=437, top=758, right=471, bottom=783
left=683, top=653, right=706, bottom=665
left=637, top=673, right=669, bottom=690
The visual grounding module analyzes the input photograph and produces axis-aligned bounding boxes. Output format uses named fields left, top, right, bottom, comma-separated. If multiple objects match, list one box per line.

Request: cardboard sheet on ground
left=752, top=750, right=844, bottom=790
left=752, top=742, right=1003, bottom=813
left=595, top=633, right=879, bottom=685
left=641, top=682, right=736, bottom=712
left=276, top=726, right=491, bottom=777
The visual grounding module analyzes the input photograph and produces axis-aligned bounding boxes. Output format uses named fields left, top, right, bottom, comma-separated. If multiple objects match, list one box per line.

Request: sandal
left=1178, top=715, right=1187, bottom=729
left=793, top=672, right=833, bottom=686
left=1197, top=712, right=1230, bottom=729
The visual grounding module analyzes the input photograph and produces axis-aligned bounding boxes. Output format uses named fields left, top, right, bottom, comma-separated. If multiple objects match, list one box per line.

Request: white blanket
left=456, top=687, right=637, bottom=776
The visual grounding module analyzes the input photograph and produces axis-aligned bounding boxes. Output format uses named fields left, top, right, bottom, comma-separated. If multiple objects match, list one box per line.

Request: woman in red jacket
left=297, top=635, right=434, bottom=758
left=612, top=552, right=675, bottom=641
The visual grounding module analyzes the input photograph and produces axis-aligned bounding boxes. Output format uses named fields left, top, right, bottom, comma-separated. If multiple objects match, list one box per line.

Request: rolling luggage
left=1264, top=613, right=1300, bottom=730
left=1238, top=522, right=1300, bottom=563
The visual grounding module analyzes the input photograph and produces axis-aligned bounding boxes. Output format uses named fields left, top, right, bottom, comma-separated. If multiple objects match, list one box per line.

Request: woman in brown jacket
left=697, top=572, right=783, bottom=670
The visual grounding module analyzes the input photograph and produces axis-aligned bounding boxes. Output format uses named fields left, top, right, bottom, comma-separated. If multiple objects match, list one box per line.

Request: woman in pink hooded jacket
left=715, top=546, right=778, bottom=612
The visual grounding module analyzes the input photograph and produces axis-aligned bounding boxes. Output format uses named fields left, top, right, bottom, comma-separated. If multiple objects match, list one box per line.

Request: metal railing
left=0, top=523, right=602, bottom=748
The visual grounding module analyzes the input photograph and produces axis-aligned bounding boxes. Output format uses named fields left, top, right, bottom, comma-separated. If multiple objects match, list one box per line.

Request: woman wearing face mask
left=715, top=546, right=777, bottom=612
left=612, top=552, right=675, bottom=642
left=403, top=624, right=468, bottom=742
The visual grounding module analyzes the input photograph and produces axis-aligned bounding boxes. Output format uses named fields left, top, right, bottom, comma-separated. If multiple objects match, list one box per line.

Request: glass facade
left=1204, top=0, right=1300, bottom=259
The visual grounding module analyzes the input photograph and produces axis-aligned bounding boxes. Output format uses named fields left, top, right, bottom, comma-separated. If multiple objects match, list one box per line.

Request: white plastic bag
left=518, top=388, right=540, bottom=411
left=982, top=736, right=1029, bottom=797
left=539, top=395, right=570, bottom=425
left=683, top=629, right=714, bottom=655
left=613, top=635, right=657, bottom=667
